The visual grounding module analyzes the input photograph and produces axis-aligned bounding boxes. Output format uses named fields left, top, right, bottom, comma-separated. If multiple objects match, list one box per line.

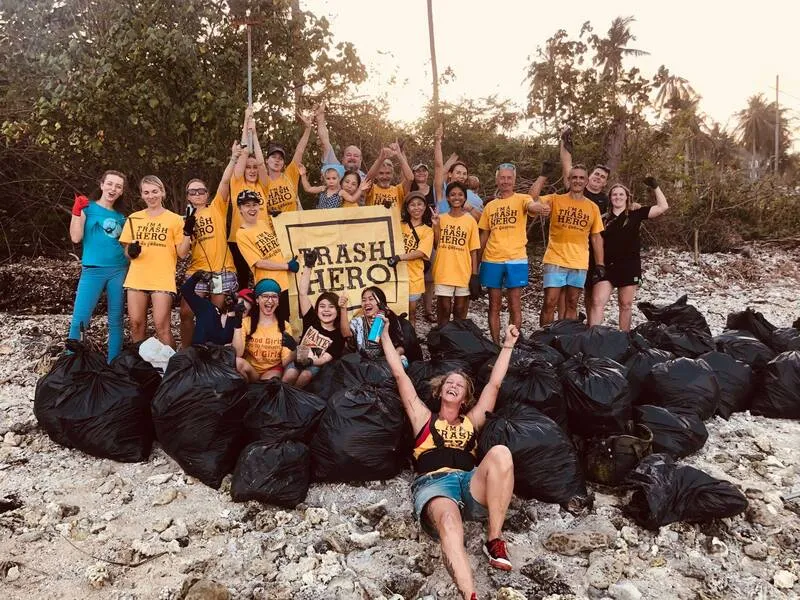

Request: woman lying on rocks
left=380, top=321, right=520, bottom=600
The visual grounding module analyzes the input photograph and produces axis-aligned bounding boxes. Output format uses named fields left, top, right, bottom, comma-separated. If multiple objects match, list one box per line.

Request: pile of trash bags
left=33, top=299, right=800, bottom=525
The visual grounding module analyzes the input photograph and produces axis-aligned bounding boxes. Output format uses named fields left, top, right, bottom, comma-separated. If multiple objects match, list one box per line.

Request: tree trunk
left=603, top=112, right=626, bottom=173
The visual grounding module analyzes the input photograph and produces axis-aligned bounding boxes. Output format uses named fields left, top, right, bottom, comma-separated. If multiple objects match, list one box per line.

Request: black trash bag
left=311, top=384, right=409, bottom=482
left=725, top=308, right=776, bottom=344
left=231, top=441, right=310, bottom=508
left=633, top=405, right=708, bottom=458
left=427, top=319, right=498, bottom=376
left=514, top=336, right=566, bottom=366
left=34, top=340, right=109, bottom=446
left=399, top=316, right=423, bottom=364
left=640, top=357, right=719, bottom=420
left=478, top=403, right=588, bottom=505
left=560, top=354, right=632, bottom=437
left=477, top=352, right=567, bottom=428
left=309, top=353, right=394, bottom=399
left=631, top=322, right=672, bottom=349
left=698, top=352, right=755, bottom=418
left=407, top=358, right=471, bottom=412
left=659, top=326, right=715, bottom=358
left=582, top=423, right=653, bottom=486
left=628, top=331, right=652, bottom=351
left=110, top=344, right=162, bottom=401
left=714, top=330, right=776, bottom=370
left=35, top=365, right=154, bottom=462
left=794, top=317, right=800, bottom=330
left=554, top=326, right=631, bottom=363
left=767, top=328, right=800, bottom=353
left=638, top=294, right=710, bottom=334
left=624, top=348, right=675, bottom=402
left=624, top=453, right=748, bottom=530
left=529, top=319, right=588, bottom=346
left=243, top=380, right=327, bottom=445
left=151, top=345, right=248, bottom=489
left=751, top=351, right=800, bottom=419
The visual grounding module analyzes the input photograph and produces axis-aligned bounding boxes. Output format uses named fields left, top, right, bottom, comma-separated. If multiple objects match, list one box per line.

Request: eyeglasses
left=187, top=188, right=208, bottom=196
left=259, top=293, right=279, bottom=301
left=497, top=163, right=516, bottom=171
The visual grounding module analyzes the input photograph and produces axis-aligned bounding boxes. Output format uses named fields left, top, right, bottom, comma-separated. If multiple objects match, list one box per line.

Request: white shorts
left=435, top=284, right=470, bottom=297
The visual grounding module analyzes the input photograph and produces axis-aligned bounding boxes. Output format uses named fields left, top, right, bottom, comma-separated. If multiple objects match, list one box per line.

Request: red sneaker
left=470, top=593, right=478, bottom=600
left=483, top=538, right=512, bottom=571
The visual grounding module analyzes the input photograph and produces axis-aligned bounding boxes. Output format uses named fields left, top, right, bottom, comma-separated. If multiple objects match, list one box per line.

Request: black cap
left=237, top=190, right=263, bottom=206
left=267, top=144, right=286, bottom=159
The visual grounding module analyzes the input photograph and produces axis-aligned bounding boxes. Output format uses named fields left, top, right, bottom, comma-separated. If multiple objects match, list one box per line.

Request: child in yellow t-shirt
left=431, top=182, right=481, bottom=327
left=364, top=144, right=413, bottom=207
left=387, top=191, right=433, bottom=325
left=232, top=278, right=296, bottom=381
left=119, top=175, right=191, bottom=348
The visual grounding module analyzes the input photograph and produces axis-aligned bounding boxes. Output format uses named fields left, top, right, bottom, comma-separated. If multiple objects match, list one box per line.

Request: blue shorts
left=411, top=469, right=488, bottom=538
left=479, top=260, right=528, bottom=289
left=542, top=263, right=587, bottom=289
left=409, top=293, right=422, bottom=302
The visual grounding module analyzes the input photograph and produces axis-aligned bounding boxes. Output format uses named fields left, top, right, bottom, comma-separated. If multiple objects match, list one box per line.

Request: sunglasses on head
left=497, top=163, right=516, bottom=171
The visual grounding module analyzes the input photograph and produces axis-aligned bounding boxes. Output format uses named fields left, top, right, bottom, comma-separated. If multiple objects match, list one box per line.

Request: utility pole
left=774, top=74, right=779, bottom=176
left=426, top=0, right=439, bottom=118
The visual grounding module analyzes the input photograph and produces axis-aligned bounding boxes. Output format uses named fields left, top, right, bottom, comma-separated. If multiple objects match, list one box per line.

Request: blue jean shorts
left=411, top=469, right=488, bottom=538
left=479, top=259, right=528, bottom=289
left=409, top=293, right=423, bottom=302
left=542, top=263, right=587, bottom=289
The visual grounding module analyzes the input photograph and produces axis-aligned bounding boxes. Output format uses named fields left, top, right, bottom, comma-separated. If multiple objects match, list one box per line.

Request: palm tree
left=735, top=94, right=791, bottom=172
left=592, top=16, right=649, bottom=82
left=653, top=66, right=698, bottom=115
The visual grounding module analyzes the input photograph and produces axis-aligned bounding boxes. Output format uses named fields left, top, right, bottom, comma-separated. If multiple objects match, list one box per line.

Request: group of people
left=68, top=105, right=669, bottom=600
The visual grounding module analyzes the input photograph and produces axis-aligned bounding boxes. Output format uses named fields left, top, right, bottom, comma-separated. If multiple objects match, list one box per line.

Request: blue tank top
left=317, top=191, right=342, bottom=209
left=81, top=202, right=127, bottom=267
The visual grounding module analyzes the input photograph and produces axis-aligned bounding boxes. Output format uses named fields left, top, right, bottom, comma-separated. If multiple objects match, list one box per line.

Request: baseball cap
left=412, top=163, right=429, bottom=172
left=267, top=144, right=286, bottom=158
left=237, top=288, right=254, bottom=304
left=404, top=191, right=428, bottom=205
left=237, top=190, right=263, bottom=205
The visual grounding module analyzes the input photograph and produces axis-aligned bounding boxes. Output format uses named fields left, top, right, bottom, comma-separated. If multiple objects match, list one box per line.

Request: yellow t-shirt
left=432, top=213, right=480, bottom=287
left=541, top=194, right=605, bottom=269
left=265, top=161, right=301, bottom=213
left=366, top=183, right=405, bottom=207
left=119, top=209, right=184, bottom=293
left=402, top=222, right=433, bottom=296
left=229, top=175, right=267, bottom=242
left=186, top=193, right=236, bottom=275
left=241, top=317, right=294, bottom=374
left=478, top=193, right=531, bottom=262
left=235, top=221, right=290, bottom=291
left=413, top=415, right=477, bottom=475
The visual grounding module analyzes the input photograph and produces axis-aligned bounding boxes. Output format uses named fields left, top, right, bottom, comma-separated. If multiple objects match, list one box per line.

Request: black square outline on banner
left=283, top=214, right=400, bottom=313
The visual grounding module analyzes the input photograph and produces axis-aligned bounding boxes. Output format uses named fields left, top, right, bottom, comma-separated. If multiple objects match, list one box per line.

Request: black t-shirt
left=602, top=207, right=650, bottom=265
left=410, top=181, right=436, bottom=209
left=300, top=309, right=345, bottom=360
left=584, top=189, right=609, bottom=215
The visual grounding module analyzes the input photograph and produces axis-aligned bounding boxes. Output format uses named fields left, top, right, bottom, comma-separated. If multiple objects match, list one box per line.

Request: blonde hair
left=140, top=175, right=166, bottom=194
left=429, top=370, right=476, bottom=414
left=606, top=183, right=633, bottom=226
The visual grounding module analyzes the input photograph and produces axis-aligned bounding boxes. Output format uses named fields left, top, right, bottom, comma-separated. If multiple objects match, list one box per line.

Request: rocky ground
left=0, top=245, right=799, bottom=600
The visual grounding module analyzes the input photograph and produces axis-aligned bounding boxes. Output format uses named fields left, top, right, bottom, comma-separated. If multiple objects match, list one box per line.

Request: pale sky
left=304, top=0, right=800, bottom=144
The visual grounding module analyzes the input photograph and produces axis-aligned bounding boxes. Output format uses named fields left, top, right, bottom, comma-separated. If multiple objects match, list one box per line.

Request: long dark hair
left=246, top=290, right=288, bottom=340
left=361, top=286, right=403, bottom=345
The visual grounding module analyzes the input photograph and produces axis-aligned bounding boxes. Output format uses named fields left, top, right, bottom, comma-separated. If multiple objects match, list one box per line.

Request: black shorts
left=603, top=260, right=642, bottom=288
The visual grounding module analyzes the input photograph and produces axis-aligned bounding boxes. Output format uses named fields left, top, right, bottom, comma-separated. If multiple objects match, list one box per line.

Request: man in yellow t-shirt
left=234, top=191, right=299, bottom=293
left=530, top=163, right=605, bottom=326
left=477, top=163, right=550, bottom=343
left=364, top=144, right=413, bottom=207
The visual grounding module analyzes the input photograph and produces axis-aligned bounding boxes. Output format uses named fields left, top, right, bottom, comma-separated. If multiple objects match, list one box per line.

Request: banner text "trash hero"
left=300, top=240, right=393, bottom=294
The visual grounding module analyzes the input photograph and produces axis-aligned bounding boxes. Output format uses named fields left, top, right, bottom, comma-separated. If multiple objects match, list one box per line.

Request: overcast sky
left=304, top=0, right=799, bottom=143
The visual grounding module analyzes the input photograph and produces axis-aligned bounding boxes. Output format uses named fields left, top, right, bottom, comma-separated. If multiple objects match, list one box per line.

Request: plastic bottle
left=367, top=312, right=386, bottom=343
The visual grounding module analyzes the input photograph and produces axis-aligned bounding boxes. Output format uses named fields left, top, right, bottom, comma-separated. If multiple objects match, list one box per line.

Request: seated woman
left=341, top=285, right=406, bottom=365
left=119, top=175, right=191, bottom=348
left=232, top=278, right=295, bottom=381
left=180, top=271, right=252, bottom=346
left=589, top=177, right=669, bottom=330
left=282, top=249, right=348, bottom=388
left=380, top=323, right=520, bottom=600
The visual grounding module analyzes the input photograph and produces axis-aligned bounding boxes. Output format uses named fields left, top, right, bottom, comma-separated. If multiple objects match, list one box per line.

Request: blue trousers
left=69, top=265, right=127, bottom=361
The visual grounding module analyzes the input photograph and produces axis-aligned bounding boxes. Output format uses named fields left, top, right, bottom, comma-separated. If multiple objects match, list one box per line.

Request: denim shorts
left=411, top=469, right=488, bottom=538
left=479, top=259, right=529, bottom=289
left=409, top=293, right=423, bottom=302
left=286, top=361, right=321, bottom=377
left=542, top=263, right=587, bottom=289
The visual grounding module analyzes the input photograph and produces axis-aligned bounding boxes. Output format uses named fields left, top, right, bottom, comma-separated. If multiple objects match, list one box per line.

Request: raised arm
left=234, top=107, right=252, bottom=179
left=292, top=112, right=314, bottom=166
left=433, top=124, right=445, bottom=199
left=216, top=141, right=243, bottom=200
left=393, top=143, right=414, bottom=193
left=298, top=164, right=325, bottom=194
left=431, top=206, right=440, bottom=247
left=466, top=324, right=519, bottom=430
left=338, top=295, right=352, bottom=338
left=251, top=119, right=269, bottom=186
left=314, top=102, right=339, bottom=164
left=365, top=147, right=388, bottom=182
left=559, top=127, right=573, bottom=186
left=644, top=177, right=669, bottom=218
left=69, top=193, right=89, bottom=244
left=379, top=324, right=430, bottom=432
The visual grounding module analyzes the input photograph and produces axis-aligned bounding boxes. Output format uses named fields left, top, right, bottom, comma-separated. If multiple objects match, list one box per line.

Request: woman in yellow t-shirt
left=431, top=181, right=481, bottom=327
left=232, top=278, right=296, bottom=381
left=340, top=171, right=371, bottom=208
left=179, top=141, right=241, bottom=347
left=387, top=191, right=433, bottom=326
left=119, top=175, right=191, bottom=348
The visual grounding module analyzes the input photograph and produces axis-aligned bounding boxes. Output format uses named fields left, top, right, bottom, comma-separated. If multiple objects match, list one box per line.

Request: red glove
left=72, top=194, right=90, bottom=216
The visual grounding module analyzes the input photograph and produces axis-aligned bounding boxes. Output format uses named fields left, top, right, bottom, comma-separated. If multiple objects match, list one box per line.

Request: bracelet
left=503, top=345, right=514, bottom=349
